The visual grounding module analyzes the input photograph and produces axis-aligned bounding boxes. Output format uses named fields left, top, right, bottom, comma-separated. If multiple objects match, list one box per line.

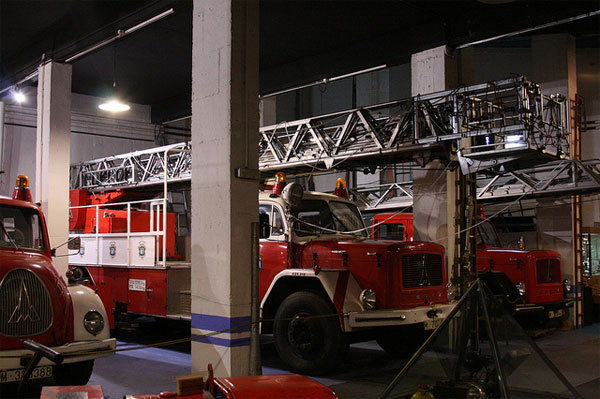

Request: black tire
left=53, top=360, right=94, bottom=385
left=376, top=324, right=431, bottom=358
left=273, top=291, right=347, bottom=375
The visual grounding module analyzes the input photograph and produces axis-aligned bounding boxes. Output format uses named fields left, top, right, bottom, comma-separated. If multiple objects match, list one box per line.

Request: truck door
left=259, top=204, right=288, bottom=300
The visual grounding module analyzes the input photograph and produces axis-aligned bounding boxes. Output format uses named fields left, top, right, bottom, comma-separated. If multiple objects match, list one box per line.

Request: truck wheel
left=274, top=291, right=346, bottom=375
left=53, top=360, right=94, bottom=385
left=376, top=325, right=431, bottom=358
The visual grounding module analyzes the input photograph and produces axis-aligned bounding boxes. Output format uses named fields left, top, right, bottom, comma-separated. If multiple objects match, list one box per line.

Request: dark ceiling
left=1, top=0, right=598, bottom=123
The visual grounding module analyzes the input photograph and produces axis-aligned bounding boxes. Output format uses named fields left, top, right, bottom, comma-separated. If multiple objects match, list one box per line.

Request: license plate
left=548, top=309, right=564, bottom=319
left=424, top=318, right=444, bottom=330
left=0, top=366, right=52, bottom=383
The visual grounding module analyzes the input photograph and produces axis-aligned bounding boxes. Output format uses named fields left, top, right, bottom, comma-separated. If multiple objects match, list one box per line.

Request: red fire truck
left=371, top=211, right=573, bottom=327
left=68, top=174, right=455, bottom=374
left=1, top=175, right=115, bottom=387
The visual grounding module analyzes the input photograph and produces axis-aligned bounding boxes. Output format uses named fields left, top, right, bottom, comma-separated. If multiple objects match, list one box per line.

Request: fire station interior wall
left=0, top=92, right=158, bottom=197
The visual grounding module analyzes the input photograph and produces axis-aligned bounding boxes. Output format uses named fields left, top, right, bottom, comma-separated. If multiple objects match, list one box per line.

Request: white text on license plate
left=424, top=318, right=444, bottom=330
left=548, top=309, right=564, bottom=319
left=0, top=366, right=52, bottom=383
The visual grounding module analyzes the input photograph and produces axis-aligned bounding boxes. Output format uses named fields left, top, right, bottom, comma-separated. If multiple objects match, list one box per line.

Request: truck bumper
left=345, top=302, right=456, bottom=330
left=0, top=338, right=116, bottom=370
left=515, top=298, right=573, bottom=319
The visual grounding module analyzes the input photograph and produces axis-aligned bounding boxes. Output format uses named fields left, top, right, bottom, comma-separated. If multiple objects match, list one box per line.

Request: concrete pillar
left=190, top=0, right=259, bottom=377
left=411, top=46, right=458, bottom=277
left=531, top=34, right=578, bottom=325
left=35, top=62, right=72, bottom=277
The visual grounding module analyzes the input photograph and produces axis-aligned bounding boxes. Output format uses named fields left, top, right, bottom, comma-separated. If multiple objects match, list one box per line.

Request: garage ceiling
left=1, top=0, right=598, bottom=123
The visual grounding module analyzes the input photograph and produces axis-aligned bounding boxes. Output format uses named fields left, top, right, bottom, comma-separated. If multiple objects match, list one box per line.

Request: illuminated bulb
left=14, top=91, right=25, bottom=103
left=98, top=99, right=130, bottom=112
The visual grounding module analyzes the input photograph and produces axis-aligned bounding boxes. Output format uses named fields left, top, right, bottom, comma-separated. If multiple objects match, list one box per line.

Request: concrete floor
left=5, top=320, right=599, bottom=398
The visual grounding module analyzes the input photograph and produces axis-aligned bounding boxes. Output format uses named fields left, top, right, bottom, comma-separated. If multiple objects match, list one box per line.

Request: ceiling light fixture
left=99, top=42, right=130, bottom=113
left=99, top=99, right=130, bottom=112
left=13, top=90, right=25, bottom=103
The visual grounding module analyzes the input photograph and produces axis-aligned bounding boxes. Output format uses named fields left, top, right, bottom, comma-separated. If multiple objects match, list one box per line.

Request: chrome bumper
left=0, top=338, right=116, bottom=370
left=345, top=302, right=456, bottom=329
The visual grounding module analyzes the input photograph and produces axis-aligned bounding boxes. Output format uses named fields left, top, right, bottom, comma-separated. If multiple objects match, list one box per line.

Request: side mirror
left=259, top=213, right=270, bottom=239
left=67, top=236, right=81, bottom=251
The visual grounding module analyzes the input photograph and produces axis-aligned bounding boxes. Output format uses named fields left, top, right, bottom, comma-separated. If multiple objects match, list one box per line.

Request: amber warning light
left=12, top=174, right=33, bottom=202
left=272, top=172, right=287, bottom=195
left=333, top=178, right=348, bottom=198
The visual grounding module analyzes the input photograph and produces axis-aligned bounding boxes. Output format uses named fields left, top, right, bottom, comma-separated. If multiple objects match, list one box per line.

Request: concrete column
left=531, top=35, right=578, bottom=326
left=35, top=62, right=72, bottom=277
left=191, top=0, right=259, bottom=377
left=411, top=46, right=458, bottom=276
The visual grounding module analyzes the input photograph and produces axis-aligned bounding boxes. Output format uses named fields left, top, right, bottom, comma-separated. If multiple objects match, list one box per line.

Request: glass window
left=379, top=223, right=405, bottom=240
left=0, top=205, right=45, bottom=250
left=477, top=220, right=501, bottom=247
left=259, top=204, right=285, bottom=238
left=292, top=199, right=367, bottom=237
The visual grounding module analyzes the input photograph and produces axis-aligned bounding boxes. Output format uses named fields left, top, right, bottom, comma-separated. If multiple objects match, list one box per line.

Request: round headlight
left=447, top=282, right=458, bottom=301
left=360, top=289, right=377, bottom=310
left=84, top=310, right=105, bottom=335
left=563, top=279, right=572, bottom=293
left=466, top=383, right=488, bottom=399
left=516, top=282, right=526, bottom=296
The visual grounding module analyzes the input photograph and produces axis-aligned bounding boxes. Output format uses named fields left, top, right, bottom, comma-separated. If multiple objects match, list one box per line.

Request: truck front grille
left=536, top=259, right=561, bottom=284
left=402, top=254, right=443, bottom=288
left=0, top=269, right=53, bottom=337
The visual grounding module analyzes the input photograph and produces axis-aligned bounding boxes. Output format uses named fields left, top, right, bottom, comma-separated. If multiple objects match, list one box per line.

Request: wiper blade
left=0, top=221, right=18, bottom=250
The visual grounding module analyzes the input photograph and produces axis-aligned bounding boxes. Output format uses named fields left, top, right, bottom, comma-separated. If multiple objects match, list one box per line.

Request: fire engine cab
left=372, top=211, right=573, bottom=327
left=258, top=174, right=455, bottom=373
left=0, top=175, right=115, bottom=386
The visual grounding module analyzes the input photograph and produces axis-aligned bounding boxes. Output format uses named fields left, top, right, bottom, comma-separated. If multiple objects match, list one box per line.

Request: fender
left=261, top=269, right=364, bottom=332
left=67, top=284, right=111, bottom=341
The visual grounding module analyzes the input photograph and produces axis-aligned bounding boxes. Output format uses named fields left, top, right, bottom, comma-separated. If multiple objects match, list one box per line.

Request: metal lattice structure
left=346, top=159, right=600, bottom=211
left=71, top=76, right=570, bottom=191
left=259, top=76, right=570, bottom=175
left=70, top=142, right=191, bottom=191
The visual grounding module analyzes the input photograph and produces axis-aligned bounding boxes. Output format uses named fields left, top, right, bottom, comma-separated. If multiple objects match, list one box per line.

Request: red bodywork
left=371, top=213, right=567, bottom=307
left=260, top=237, right=448, bottom=317
left=0, top=197, right=74, bottom=350
left=70, top=190, right=178, bottom=258
left=129, top=374, right=338, bottom=399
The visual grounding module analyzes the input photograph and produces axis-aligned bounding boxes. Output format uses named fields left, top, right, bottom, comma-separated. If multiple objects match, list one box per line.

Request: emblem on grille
left=8, top=280, right=41, bottom=324
left=0, top=269, right=53, bottom=337
left=419, top=255, right=431, bottom=286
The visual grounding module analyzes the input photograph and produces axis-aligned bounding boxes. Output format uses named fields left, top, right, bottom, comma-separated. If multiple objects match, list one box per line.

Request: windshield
left=0, top=205, right=45, bottom=250
left=477, top=220, right=501, bottom=247
left=292, top=199, right=367, bottom=237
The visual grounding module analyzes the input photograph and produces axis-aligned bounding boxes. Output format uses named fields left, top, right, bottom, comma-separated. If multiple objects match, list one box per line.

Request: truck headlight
left=84, top=310, right=105, bottom=335
left=516, top=282, right=526, bottom=296
left=447, top=282, right=458, bottom=301
left=360, top=289, right=377, bottom=310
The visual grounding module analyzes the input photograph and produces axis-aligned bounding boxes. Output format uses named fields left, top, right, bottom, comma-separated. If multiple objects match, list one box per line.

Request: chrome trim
left=0, top=269, right=53, bottom=337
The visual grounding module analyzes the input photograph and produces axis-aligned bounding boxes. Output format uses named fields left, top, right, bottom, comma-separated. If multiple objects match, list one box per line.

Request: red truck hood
left=297, top=238, right=447, bottom=308
left=0, top=249, right=73, bottom=349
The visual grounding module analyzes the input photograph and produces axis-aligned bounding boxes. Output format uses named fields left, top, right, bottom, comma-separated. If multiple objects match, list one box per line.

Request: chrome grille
left=0, top=269, right=53, bottom=337
left=401, top=254, right=443, bottom=288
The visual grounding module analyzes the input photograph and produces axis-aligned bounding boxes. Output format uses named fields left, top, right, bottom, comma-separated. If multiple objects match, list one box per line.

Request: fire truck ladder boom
left=70, top=76, right=569, bottom=192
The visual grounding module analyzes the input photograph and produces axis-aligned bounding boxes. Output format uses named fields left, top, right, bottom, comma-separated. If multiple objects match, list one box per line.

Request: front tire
left=53, top=360, right=94, bottom=385
left=273, top=291, right=347, bottom=375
